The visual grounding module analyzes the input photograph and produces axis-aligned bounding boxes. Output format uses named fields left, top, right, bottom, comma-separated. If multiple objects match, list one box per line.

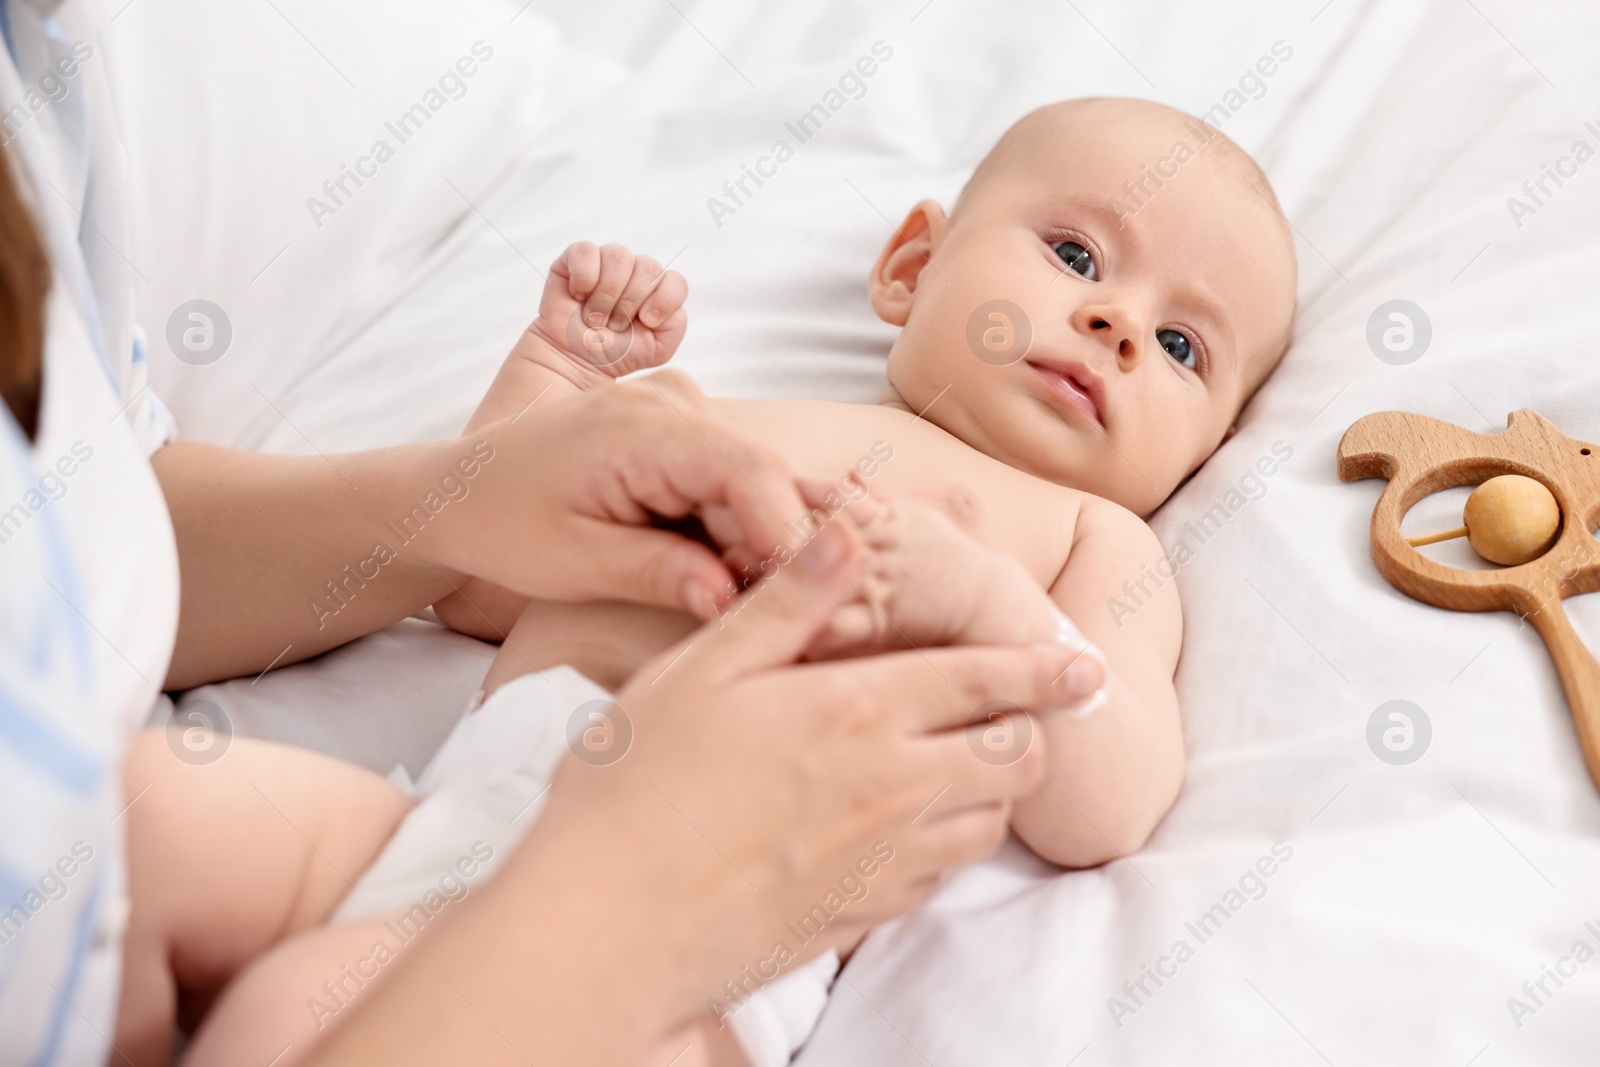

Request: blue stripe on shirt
left=28, top=876, right=101, bottom=1067
left=0, top=681, right=104, bottom=794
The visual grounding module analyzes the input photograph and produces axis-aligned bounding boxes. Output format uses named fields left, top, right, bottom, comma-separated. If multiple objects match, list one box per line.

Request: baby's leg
left=178, top=909, right=747, bottom=1067
left=644, top=1017, right=749, bottom=1067
left=814, top=491, right=1102, bottom=672
left=116, top=729, right=412, bottom=1066
left=180, top=914, right=399, bottom=1066
left=481, top=596, right=700, bottom=696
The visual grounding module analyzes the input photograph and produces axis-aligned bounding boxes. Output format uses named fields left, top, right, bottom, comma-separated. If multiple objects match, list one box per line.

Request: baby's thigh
left=648, top=1016, right=749, bottom=1067
left=121, top=729, right=412, bottom=991
left=182, top=916, right=397, bottom=1067
left=484, top=597, right=699, bottom=694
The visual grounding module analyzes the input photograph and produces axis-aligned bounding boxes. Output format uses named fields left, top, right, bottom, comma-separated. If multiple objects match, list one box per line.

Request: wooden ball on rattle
left=1407, top=474, right=1561, bottom=565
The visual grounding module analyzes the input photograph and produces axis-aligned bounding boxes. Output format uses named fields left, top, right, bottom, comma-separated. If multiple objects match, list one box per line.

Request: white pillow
left=99, top=0, right=608, bottom=446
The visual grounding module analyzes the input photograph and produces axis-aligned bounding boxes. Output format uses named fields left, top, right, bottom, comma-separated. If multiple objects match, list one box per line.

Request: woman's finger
left=805, top=642, right=1097, bottom=732
left=899, top=800, right=1016, bottom=875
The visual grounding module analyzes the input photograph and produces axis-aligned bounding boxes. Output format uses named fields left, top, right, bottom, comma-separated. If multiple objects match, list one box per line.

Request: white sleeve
left=123, top=327, right=175, bottom=455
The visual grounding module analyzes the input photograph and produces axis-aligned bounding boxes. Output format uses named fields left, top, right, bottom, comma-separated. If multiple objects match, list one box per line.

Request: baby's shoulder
left=1070, top=492, right=1162, bottom=554
left=1054, top=493, right=1182, bottom=646
left=1062, top=493, right=1171, bottom=585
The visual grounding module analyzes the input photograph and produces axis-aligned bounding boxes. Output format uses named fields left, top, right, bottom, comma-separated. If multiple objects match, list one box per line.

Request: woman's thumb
left=689, top=520, right=861, bottom=678
left=588, top=522, right=736, bottom=617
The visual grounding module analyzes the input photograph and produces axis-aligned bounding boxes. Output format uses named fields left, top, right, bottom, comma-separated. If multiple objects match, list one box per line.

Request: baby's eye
left=1052, top=240, right=1097, bottom=281
left=1157, top=328, right=1196, bottom=369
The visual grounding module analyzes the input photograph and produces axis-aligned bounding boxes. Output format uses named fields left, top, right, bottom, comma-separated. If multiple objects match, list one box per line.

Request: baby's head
left=873, top=98, right=1297, bottom=516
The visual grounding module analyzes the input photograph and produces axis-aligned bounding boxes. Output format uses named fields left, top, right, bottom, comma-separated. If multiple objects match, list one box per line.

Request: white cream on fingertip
left=1030, top=687, right=1107, bottom=723
left=1063, top=686, right=1109, bottom=719
left=1039, top=686, right=1108, bottom=720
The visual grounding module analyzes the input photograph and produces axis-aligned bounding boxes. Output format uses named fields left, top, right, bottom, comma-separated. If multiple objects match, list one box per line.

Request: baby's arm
left=463, top=241, right=688, bottom=431
left=438, top=242, right=687, bottom=639
left=1011, top=497, right=1185, bottom=867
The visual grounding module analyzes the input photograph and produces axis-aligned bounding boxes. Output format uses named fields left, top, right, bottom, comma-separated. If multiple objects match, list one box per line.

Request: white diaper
left=334, top=667, right=836, bottom=1067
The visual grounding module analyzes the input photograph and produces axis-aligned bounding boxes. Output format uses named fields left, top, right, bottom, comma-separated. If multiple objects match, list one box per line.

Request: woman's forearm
left=155, top=374, right=817, bottom=690
left=153, top=438, right=482, bottom=689
left=308, top=785, right=713, bottom=1065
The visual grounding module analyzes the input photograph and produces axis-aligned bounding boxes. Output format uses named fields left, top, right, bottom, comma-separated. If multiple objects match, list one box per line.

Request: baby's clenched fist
left=530, top=241, right=689, bottom=380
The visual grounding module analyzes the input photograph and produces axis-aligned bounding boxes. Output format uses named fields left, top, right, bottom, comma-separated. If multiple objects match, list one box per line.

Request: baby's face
left=876, top=100, right=1297, bottom=516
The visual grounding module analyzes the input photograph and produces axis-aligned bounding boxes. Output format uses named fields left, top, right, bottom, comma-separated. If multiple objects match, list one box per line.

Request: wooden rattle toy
left=1404, top=474, right=1561, bottom=565
left=1337, top=409, right=1600, bottom=791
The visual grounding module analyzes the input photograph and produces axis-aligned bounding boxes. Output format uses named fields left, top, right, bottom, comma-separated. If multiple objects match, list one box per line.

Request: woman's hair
left=0, top=145, right=49, bottom=440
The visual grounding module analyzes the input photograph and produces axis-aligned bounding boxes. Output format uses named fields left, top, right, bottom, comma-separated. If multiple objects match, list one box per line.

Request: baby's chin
left=974, top=424, right=1189, bottom=515
left=890, top=366, right=1185, bottom=508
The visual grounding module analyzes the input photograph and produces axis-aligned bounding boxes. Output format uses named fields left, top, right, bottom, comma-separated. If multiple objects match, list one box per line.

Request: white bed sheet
left=106, top=0, right=1600, bottom=1061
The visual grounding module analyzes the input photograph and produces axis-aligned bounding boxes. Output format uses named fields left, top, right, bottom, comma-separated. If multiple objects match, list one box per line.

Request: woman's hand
left=437, top=369, right=806, bottom=621
left=156, top=370, right=806, bottom=686
left=311, top=514, right=1091, bottom=1066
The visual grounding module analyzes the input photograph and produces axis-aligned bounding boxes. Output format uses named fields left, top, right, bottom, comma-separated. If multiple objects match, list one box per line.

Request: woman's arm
left=307, top=521, right=1087, bottom=1065
left=155, top=371, right=808, bottom=689
left=153, top=438, right=472, bottom=690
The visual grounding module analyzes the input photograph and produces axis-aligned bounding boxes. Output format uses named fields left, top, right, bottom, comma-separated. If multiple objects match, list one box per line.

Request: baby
left=115, top=98, right=1296, bottom=1066
left=434, top=95, right=1297, bottom=1064
left=454, top=92, right=1294, bottom=842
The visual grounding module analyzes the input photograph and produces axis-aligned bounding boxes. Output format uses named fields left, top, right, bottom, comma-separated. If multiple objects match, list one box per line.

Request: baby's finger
left=559, top=241, right=601, bottom=301
left=608, top=255, right=664, bottom=332
left=583, top=243, right=635, bottom=328
left=638, top=270, right=688, bottom=330
left=651, top=306, right=688, bottom=363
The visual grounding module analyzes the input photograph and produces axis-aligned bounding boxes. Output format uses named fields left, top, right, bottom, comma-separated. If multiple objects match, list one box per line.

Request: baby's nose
left=1081, top=310, right=1143, bottom=366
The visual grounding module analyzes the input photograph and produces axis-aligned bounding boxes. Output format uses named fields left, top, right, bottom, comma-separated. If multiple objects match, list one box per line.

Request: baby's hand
left=528, top=241, right=689, bottom=383
left=462, top=242, right=689, bottom=432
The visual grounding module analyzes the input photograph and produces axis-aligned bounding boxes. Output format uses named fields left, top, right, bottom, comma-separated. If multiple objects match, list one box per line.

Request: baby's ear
left=869, top=199, right=949, bottom=326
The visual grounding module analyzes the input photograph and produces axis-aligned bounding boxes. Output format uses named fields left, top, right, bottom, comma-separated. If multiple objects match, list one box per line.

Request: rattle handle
left=1527, top=599, right=1600, bottom=791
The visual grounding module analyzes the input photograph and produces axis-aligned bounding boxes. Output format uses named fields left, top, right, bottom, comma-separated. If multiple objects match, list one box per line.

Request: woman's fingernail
left=798, top=523, right=848, bottom=575
left=588, top=311, right=605, bottom=326
left=682, top=579, right=713, bottom=618
left=641, top=309, right=660, bottom=327
left=1063, top=649, right=1106, bottom=698
left=609, top=313, right=628, bottom=332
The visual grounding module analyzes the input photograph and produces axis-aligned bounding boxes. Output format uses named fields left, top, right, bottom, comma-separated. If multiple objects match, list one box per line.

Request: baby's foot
left=810, top=487, right=1107, bottom=707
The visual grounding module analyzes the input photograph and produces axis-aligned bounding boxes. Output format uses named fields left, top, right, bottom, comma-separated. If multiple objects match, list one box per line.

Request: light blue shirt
left=0, top=1, right=179, bottom=1063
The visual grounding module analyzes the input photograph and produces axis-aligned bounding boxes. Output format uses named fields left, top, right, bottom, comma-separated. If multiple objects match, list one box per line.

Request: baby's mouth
left=1026, top=361, right=1103, bottom=426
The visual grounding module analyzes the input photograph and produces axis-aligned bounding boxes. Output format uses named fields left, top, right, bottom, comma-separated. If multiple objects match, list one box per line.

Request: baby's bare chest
left=714, top=397, right=1084, bottom=587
